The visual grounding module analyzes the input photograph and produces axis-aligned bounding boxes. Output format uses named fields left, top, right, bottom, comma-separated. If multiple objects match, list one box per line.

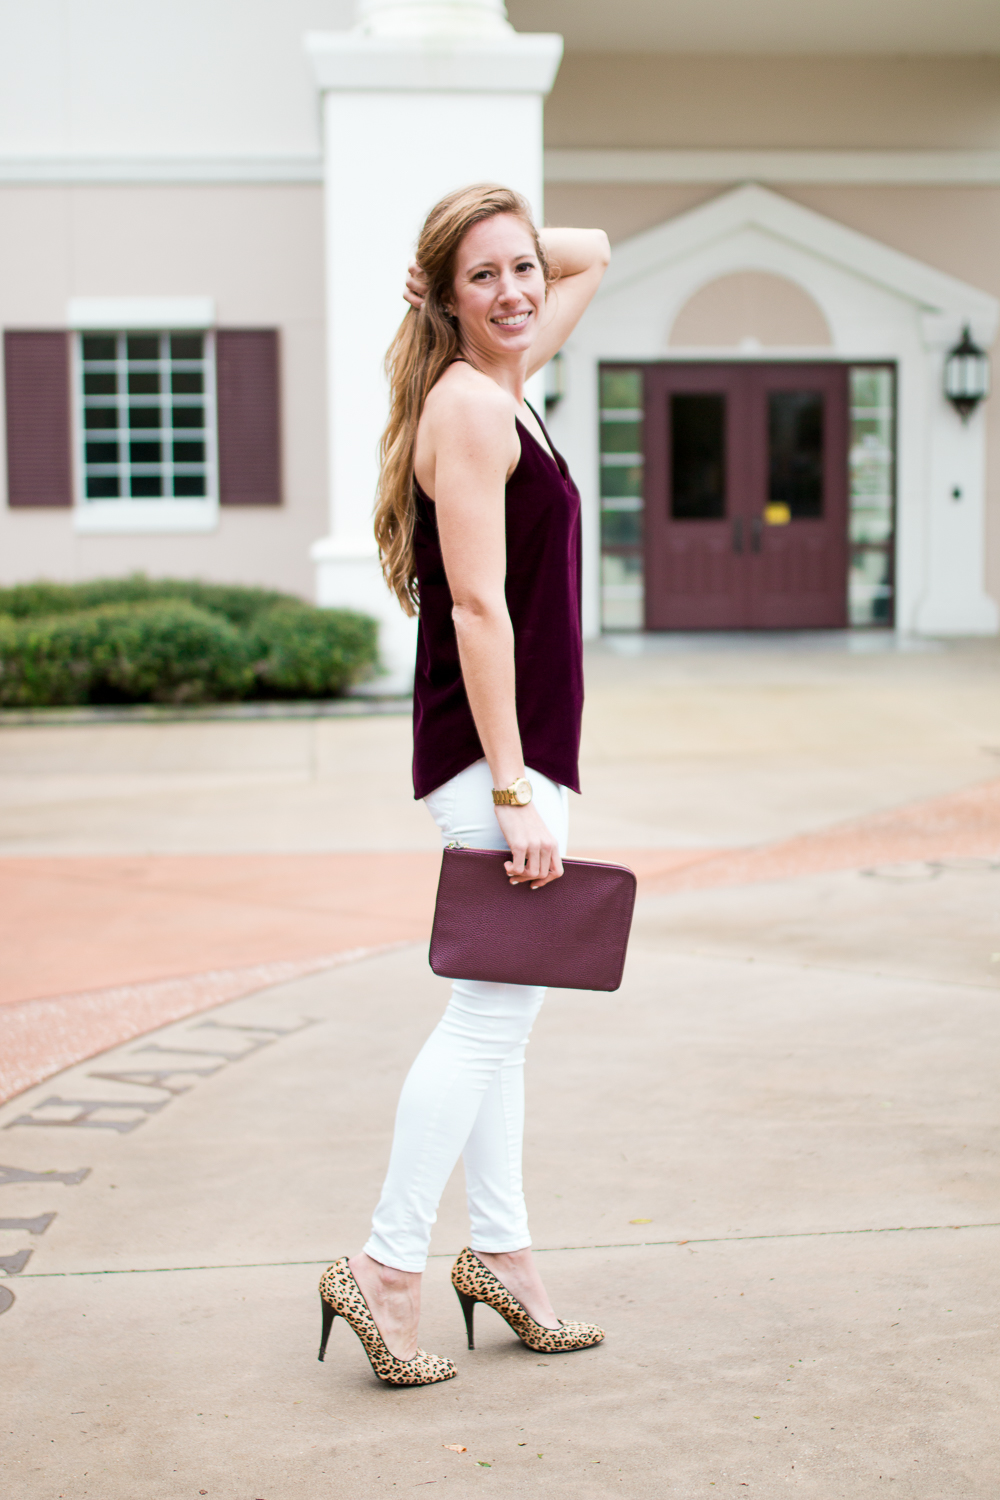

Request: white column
left=306, top=0, right=563, bottom=692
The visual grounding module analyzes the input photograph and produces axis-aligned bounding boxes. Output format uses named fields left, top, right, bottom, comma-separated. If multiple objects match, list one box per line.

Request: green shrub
left=0, top=602, right=254, bottom=707
left=0, top=576, right=382, bottom=706
left=0, top=574, right=302, bottom=628
left=0, top=612, right=96, bottom=706
left=91, top=602, right=255, bottom=703
left=249, top=605, right=378, bottom=698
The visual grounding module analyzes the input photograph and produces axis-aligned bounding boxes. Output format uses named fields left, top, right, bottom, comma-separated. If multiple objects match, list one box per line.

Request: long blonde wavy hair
left=374, top=183, right=554, bottom=616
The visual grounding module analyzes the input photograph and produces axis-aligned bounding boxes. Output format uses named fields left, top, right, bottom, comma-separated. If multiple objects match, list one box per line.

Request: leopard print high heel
left=318, top=1258, right=458, bottom=1387
left=451, top=1246, right=604, bottom=1353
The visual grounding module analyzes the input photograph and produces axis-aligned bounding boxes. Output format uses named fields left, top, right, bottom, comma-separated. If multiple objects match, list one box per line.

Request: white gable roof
left=599, top=184, right=998, bottom=345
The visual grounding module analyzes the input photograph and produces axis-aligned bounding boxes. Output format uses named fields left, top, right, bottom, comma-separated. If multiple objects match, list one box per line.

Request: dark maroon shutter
left=216, top=329, right=282, bottom=506
left=4, top=331, right=73, bottom=507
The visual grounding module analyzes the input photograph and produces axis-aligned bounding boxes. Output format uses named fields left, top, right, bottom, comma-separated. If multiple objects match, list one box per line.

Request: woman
left=318, top=184, right=610, bottom=1386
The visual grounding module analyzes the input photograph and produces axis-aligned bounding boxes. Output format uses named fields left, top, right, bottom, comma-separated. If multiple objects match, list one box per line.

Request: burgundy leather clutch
left=429, top=845, right=637, bottom=992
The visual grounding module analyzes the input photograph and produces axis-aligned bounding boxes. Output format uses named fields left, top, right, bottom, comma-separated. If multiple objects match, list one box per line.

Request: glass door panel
left=670, top=394, right=726, bottom=520
left=848, top=366, right=895, bottom=625
left=599, top=366, right=645, bottom=629
left=767, top=390, right=824, bottom=519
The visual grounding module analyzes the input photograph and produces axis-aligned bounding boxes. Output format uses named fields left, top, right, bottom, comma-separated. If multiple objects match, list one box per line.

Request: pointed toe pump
left=451, top=1247, right=604, bottom=1354
left=318, top=1259, right=457, bottom=1387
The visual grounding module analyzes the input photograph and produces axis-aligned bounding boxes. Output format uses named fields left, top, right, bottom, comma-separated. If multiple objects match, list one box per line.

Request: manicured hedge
left=0, top=602, right=254, bottom=706
left=0, top=576, right=380, bottom=707
left=0, top=575, right=299, bottom=628
left=249, top=604, right=378, bottom=699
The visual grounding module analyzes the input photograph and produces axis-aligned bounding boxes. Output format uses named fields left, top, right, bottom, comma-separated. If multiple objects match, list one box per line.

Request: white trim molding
left=545, top=149, right=1000, bottom=186
left=73, top=501, right=219, bottom=536
left=10, top=148, right=1000, bottom=191
left=0, top=158, right=324, bottom=185
left=67, top=297, right=215, bottom=331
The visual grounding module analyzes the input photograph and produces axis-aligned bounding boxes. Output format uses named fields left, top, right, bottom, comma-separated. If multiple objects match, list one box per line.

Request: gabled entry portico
left=547, top=185, right=1000, bottom=639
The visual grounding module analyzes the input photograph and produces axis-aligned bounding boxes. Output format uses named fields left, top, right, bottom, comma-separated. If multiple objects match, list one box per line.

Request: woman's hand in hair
left=403, top=260, right=429, bottom=311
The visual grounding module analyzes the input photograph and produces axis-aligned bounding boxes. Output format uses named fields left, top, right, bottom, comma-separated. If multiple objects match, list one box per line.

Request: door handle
left=751, top=518, right=763, bottom=553
left=732, top=517, right=743, bottom=554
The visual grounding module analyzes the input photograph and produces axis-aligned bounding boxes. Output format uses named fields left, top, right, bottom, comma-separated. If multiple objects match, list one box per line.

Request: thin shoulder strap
left=524, top=398, right=555, bottom=447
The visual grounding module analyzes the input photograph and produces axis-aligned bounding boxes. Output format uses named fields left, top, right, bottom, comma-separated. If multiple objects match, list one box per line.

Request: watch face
left=514, top=778, right=532, bottom=805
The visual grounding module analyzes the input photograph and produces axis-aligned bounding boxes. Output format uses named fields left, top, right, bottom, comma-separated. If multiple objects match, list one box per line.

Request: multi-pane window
left=599, top=365, right=645, bottom=630
left=79, top=331, right=216, bottom=502
left=848, top=365, right=895, bottom=626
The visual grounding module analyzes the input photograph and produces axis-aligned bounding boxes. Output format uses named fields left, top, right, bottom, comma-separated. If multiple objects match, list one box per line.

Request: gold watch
left=492, top=777, right=533, bottom=807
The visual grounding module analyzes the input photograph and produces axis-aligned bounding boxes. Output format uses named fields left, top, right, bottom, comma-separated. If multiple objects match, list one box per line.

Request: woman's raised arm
left=527, top=227, right=610, bottom=376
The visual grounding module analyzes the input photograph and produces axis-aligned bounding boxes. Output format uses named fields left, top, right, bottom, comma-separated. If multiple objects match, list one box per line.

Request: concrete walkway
left=2, top=635, right=999, bottom=1497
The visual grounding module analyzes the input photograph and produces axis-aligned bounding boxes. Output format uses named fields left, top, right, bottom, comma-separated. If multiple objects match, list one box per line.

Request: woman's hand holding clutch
left=494, top=802, right=563, bottom=890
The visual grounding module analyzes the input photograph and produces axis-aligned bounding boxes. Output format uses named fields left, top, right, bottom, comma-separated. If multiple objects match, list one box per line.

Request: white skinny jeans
left=364, top=758, right=569, bottom=1273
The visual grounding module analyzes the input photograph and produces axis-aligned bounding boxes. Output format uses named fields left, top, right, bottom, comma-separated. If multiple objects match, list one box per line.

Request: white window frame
left=68, top=297, right=219, bottom=534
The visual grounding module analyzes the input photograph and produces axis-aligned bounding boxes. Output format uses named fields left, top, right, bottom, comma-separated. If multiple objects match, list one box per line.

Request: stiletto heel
left=451, top=1248, right=604, bottom=1354
left=318, top=1293, right=336, bottom=1361
left=317, top=1259, right=458, bottom=1387
left=456, top=1286, right=477, bottom=1349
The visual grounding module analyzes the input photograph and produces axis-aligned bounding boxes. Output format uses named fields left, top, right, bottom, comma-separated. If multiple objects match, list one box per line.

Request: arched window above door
left=668, top=271, right=832, bottom=349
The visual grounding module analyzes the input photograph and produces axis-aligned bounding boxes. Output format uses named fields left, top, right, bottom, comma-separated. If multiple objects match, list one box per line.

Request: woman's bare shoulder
left=415, top=365, right=519, bottom=494
left=423, top=362, right=516, bottom=436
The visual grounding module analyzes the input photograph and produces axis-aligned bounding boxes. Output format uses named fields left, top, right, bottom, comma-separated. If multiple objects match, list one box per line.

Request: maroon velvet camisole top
left=411, top=402, right=583, bottom=801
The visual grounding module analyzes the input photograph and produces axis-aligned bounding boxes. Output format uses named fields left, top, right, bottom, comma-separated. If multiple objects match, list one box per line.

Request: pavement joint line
left=10, top=1221, right=1000, bottom=1278
left=0, top=696, right=413, bottom=726
left=638, top=943, right=1000, bottom=994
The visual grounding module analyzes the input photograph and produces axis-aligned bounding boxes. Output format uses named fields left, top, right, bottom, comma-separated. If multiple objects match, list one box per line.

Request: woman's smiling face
left=450, top=212, right=546, bottom=361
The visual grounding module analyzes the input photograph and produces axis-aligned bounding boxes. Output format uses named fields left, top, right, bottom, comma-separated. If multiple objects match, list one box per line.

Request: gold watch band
left=492, top=777, right=532, bottom=807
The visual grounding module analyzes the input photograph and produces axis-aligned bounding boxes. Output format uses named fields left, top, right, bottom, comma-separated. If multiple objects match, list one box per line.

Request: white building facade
left=2, top=0, right=999, bottom=674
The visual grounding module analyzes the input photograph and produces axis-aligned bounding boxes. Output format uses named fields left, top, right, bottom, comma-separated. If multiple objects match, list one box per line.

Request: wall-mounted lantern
left=944, top=324, right=990, bottom=422
left=545, top=350, right=566, bottom=414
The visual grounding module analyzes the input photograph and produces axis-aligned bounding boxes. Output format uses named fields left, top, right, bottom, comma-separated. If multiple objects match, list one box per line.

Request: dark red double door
left=644, top=363, right=848, bottom=629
